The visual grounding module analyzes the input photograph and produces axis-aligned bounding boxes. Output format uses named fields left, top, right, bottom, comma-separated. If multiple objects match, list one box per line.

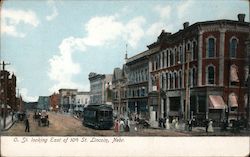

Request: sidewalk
left=0, top=115, right=17, bottom=131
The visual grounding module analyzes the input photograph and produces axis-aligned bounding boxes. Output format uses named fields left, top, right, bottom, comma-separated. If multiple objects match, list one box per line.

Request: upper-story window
left=207, top=65, right=215, bottom=84
left=162, top=52, right=165, bottom=68
left=166, top=50, right=169, bottom=67
left=178, top=70, right=182, bottom=88
left=192, top=41, right=197, bottom=60
left=170, top=50, right=173, bottom=66
left=208, top=38, right=216, bottom=58
left=179, top=46, right=183, bottom=63
left=229, top=38, right=238, bottom=58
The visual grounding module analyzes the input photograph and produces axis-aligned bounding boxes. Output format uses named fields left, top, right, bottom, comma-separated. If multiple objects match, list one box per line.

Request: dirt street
left=1, top=112, right=190, bottom=136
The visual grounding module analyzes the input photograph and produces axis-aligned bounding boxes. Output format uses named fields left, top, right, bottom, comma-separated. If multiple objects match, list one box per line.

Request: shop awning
left=230, top=65, right=239, bottom=82
left=229, top=94, right=238, bottom=107
left=209, top=95, right=226, bottom=109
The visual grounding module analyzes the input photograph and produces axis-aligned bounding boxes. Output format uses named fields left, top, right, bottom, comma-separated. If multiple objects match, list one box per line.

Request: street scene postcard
left=1, top=0, right=250, bottom=156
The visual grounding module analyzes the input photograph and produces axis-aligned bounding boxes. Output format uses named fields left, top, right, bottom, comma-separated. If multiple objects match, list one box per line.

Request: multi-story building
left=89, top=73, right=112, bottom=105
left=0, top=65, right=17, bottom=117
left=125, top=50, right=150, bottom=119
left=112, top=67, right=127, bottom=117
left=74, top=91, right=90, bottom=116
left=59, top=89, right=77, bottom=113
left=37, top=96, right=50, bottom=111
left=49, top=93, right=60, bottom=112
left=147, top=14, right=249, bottom=125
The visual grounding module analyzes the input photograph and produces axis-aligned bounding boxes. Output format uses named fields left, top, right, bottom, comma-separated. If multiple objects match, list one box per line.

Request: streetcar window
left=100, top=111, right=104, bottom=117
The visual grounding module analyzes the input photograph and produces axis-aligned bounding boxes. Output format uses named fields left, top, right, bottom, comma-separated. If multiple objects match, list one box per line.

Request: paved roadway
left=1, top=112, right=190, bottom=136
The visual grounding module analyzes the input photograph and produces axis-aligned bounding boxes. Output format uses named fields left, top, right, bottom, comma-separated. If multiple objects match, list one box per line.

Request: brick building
left=0, top=65, right=17, bottom=117
left=147, top=14, right=249, bottom=124
left=49, top=93, right=60, bottom=112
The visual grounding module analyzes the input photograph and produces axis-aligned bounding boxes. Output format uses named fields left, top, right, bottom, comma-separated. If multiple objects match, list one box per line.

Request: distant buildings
left=58, top=89, right=90, bottom=114
left=49, top=93, right=60, bottom=112
left=74, top=91, right=90, bottom=116
left=37, top=96, right=50, bottom=111
left=59, top=89, right=77, bottom=113
left=24, top=102, right=38, bottom=111
left=88, top=73, right=112, bottom=105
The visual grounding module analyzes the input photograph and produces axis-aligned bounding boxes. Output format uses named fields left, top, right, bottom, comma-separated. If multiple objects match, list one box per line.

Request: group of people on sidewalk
left=114, top=118, right=131, bottom=133
left=158, top=116, right=215, bottom=133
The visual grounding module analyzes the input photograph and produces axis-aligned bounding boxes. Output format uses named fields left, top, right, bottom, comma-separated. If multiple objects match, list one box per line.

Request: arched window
left=192, top=67, right=196, bottom=86
left=174, top=72, right=178, bottom=89
left=178, top=70, right=182, bottom=88
left=192, top=41, right=197, bottom=60
left=166, top=73, right=169, bottom=89
left=230, top=38, right=237, bottom=58
left=170, top=50, right=173, bottom=66
left=170, top=72, right=173, bottom=89
left=208, top=38, right=215, bottom=58
left=179, top=46, right=183, bottom=63
left=207, top=65, right=215, bottom=84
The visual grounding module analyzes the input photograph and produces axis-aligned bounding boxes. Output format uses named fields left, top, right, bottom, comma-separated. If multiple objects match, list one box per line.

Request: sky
left=1, top=0, right=249, bottom=102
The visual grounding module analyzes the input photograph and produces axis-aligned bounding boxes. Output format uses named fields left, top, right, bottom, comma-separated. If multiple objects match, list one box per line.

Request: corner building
left=148, top=14, right=249, bottom=125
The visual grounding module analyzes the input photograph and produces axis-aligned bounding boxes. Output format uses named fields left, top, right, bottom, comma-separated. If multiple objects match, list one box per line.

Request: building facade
left=74, top=91, right=90, bottom=116
left=0, top=66, right=17, bottom=117
left=112, top=67, right=127, bottom=117
left=37, top=96, right=50, bottom=111
left=89, top=73, right=112, bottom=105
left=59, top=89, right=78, bottom=113
left=49, top=93, right=60, bottom=112
left=147, top=14, right=249, bottom=125
left=125, top=50, right=149, bottom=119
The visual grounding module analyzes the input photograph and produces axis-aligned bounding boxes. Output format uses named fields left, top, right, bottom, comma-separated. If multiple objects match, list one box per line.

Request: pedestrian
left=188, top=119, right=192, bottom=131
left=166, top=118, right=170, bottom=130
left=175, top=118, right=179, bottom=130
left=25, top=118, right=30, bottom=132
left=120, top=119, right=125, bottom=132
left=208, top=120, right=214, bottom=133
left=114, top=119, right=119, bottom=133
left=172, top=117, right=176, bottom=129
left=205, top=119, right=209, bottom=133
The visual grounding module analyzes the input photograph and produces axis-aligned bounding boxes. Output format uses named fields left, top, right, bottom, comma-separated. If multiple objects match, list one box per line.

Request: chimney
left=238, top=14, right=245, bottom=22
left=183, top=22, right=189, bottom=29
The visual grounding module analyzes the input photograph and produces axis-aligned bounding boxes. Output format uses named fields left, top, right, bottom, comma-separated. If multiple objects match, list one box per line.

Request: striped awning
left=209, top=95, right=226, bottom=109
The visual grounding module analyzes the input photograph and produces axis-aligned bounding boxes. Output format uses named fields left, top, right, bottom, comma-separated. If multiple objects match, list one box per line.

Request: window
left=230, top=38, right=237, bottom=58
left=166, top=50, right=169, bottom=67
left=207, top=66, right=215, bottom=84
left=192, top=41, right=197, bottom=60
left=174, top=72, right=177, bottom=88
left=180, top=46, right=183, bottom=63
left=178, top=71, right=182, bottom=88
left=208, top=38, right=215, bottom=58
left=170, top=51, right=173, bottom=66
left=192, top=68, right=196, bottom=86
left=166, top=73, right=169, bottom=89
left=162, top=52, right=165, bottom=67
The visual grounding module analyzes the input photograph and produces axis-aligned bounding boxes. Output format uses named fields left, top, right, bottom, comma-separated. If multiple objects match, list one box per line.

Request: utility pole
left=185, top=51, right=191, bottom=124
left=0, top=61, right=11, bottom=129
